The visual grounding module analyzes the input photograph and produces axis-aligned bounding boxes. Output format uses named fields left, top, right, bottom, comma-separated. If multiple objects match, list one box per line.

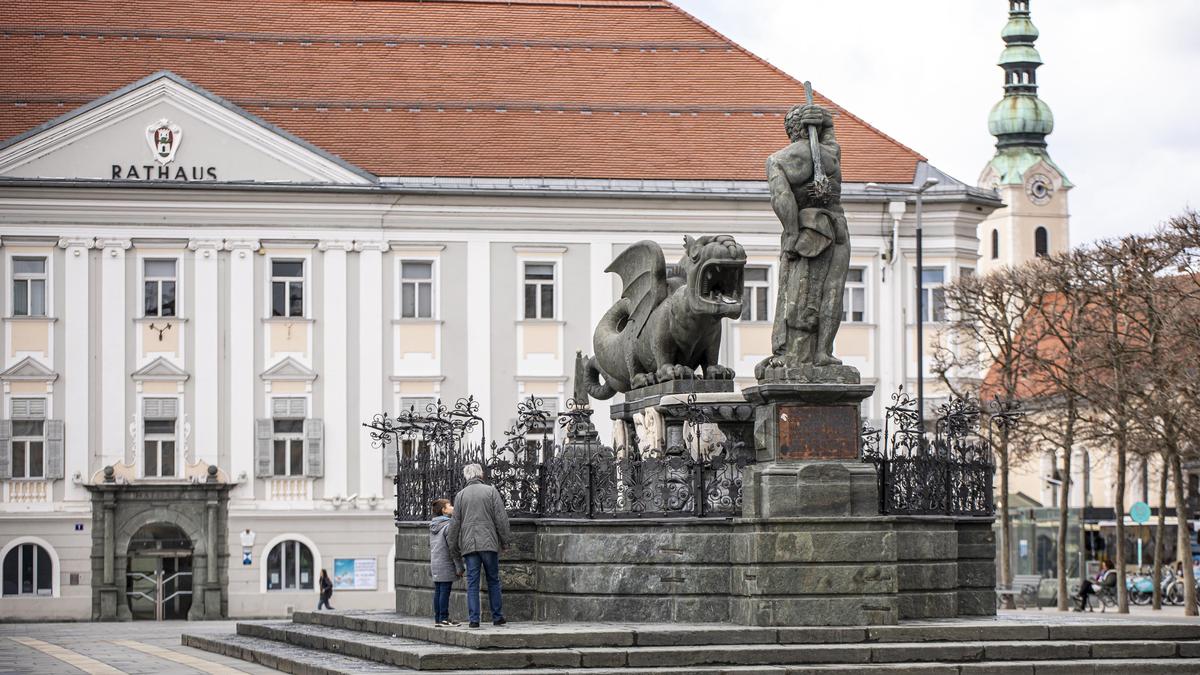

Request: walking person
left=317, top=569, right=334, bottom=610
left=429, top=498, right=463, bottom=626
left=446, top=463, right=511, bottom=628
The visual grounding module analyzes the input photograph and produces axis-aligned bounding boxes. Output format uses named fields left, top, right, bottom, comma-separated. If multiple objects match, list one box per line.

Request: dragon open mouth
left=698, top=260, right=745, bottom=307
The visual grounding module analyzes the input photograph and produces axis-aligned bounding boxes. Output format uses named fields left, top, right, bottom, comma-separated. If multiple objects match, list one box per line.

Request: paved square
left=0, top=621, right=281, bottom=675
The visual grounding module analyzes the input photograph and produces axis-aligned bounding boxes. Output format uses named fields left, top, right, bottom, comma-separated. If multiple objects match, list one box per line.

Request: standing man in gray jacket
left=446, top=463, right=512, bottom=628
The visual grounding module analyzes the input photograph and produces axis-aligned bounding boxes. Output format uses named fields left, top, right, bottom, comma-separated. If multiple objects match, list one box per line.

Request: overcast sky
left=674, top=0, right=1200, bottom=245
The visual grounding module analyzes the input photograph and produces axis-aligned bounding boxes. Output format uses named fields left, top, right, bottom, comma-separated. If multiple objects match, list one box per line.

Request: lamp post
left=865, top=176, right=939, bottom=428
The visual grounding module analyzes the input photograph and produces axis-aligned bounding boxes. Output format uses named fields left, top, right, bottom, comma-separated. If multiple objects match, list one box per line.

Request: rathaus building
left=0, top=0, right=999, bottom=620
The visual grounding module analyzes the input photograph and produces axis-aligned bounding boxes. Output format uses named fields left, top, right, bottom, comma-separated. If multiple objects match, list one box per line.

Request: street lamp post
left=866, top=176, right=939, bottom=428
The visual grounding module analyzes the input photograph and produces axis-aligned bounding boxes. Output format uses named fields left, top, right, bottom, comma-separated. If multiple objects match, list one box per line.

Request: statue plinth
left=741, top=380, right=877, bottom=518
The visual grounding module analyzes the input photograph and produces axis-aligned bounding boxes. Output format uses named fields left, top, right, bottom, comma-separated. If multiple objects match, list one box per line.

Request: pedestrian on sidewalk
left=430, top=498, right=463, bottom=626
left=317, top=569, right=334, bottom=610
left=447, top=463, right=511, bottom=628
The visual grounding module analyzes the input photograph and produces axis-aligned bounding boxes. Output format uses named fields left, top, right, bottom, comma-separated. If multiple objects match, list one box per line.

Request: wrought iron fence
left=364, top=395, right=753, bottom=522
left=860, top=388, right=1020, bottom=517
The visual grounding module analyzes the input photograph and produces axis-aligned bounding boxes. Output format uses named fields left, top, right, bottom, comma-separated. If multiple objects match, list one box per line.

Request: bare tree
left=1070, top=234, right=1181, bottom=613
left=1017, top=252, right=1091, bottom=610
left=1161, top=211, right=1200, bottom=615
left=933, top=263, right=1043, bottom=604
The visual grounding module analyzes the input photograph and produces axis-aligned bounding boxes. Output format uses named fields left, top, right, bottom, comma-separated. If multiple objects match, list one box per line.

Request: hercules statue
left=754, top=91, right=855, bottom=383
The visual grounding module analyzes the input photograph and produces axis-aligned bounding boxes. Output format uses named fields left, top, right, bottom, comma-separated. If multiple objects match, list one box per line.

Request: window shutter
left=144, top=398, right=177, bottom=420
left=0, top=420, right=11, bottom=480
left=11, top=399, right=45, bottom=419
left=304, top=418, right=324, bottom=478
left=45, top=420, right=65, bottom=480
left=272, top=397, right=306, bottom=419
left=255, top=419, right=273, bottom=478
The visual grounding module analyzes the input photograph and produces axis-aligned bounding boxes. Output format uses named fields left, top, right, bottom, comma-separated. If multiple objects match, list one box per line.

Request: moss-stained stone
left=394, top=516, right=995, bottom=625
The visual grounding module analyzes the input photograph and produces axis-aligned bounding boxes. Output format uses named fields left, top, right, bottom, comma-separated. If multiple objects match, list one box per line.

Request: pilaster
left=97, top=238, right=130, bottom=468
left=318, top=240, right=352, bottom=499
left=587, top=240, right=613, bottom=439
left=57, top=237, right=94, bottom=500
left=355, top=240, right=386, bottom=498
left=188, top=239, right=223, bottom=467
left=225, top=239, right=258, bottom=497
left=466, top=238, right=492, bottom=431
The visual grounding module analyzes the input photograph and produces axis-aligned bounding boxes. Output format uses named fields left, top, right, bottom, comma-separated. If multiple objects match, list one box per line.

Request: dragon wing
left=606, top=240, right=668, bottom=339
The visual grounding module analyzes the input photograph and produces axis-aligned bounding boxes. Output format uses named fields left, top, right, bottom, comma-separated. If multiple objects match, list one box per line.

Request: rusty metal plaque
left=776, top=404, right=858, bottom=460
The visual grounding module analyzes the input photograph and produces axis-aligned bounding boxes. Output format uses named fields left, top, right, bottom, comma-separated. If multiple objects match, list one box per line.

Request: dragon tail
left=579, top=354, right=616, bottom=401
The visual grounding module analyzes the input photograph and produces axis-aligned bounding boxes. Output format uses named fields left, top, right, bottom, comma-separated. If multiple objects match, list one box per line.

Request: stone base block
left=396, top=514, right=995, bottom=626
left=742, top=461, right=880, bottom=518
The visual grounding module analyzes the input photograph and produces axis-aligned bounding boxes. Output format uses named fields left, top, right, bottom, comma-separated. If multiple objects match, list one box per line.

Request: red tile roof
left=0, top=0, right=924, bottom=182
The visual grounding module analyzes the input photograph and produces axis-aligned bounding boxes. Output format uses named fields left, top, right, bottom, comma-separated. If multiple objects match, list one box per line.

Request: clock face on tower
left=1025, top=173, right=1054, bottom=205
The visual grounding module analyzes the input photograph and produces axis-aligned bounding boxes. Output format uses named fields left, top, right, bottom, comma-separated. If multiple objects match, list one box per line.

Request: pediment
left=261, top=357, right=317, bottom=382
left=132, top=356, right=189, bottom=382
left=0, top=356, right=58, bottom=382
left=0, top=71, right=373, bottom=185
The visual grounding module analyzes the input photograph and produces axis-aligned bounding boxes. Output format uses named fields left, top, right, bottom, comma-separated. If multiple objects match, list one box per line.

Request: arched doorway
left=125, top=522, right=193, bottom=620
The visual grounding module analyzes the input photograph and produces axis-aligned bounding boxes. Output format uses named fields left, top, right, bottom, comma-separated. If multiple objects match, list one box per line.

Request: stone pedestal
left=609, top=379, right=754, bottom=453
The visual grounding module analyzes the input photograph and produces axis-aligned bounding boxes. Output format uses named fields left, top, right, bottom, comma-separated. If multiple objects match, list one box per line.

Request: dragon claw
left=704, top=364, right=735, bottom=380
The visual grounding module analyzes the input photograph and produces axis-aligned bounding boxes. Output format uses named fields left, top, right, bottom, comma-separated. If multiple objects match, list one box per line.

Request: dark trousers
left=1078, top=581, right=1095, bottom=609
left=318, top=590, right=333, bottom=610
left=463, top=551, right=503, bottom=624
left=433, top=581, right=453, bottom=622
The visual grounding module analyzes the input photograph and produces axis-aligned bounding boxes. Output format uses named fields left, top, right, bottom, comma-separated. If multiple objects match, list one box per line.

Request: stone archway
left=125, top=522, right=194, bottom=620
left=87, top=481, right=232, bottom=621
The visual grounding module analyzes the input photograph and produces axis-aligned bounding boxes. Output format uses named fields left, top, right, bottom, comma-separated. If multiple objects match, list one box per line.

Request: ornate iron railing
left=860, top=388, right=1020, bottom=517
left=365, top=395, right=753, bottom=522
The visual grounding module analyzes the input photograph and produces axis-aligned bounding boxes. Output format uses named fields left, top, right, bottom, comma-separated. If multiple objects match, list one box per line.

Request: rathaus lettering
left=111, top=164, right=219, bottom=181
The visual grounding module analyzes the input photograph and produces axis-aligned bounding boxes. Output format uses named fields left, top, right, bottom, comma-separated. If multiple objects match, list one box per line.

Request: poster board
left=333, top=558, right=378, bottom=590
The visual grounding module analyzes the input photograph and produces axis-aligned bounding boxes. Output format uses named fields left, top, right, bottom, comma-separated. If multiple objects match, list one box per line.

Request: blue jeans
left=432, top=581, right=452, bottom=623
left=463, top=551, right=503, bottom=624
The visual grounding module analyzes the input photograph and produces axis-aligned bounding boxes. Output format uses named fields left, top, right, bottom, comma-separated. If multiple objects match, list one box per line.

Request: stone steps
left=182, top=618, right=1200, bottom=672
left=290, top=610, right=1200, bottom=650
left=182, top=632, right=1200, bottom=675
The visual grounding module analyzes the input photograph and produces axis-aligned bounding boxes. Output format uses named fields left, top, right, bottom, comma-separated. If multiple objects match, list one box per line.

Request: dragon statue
left=580, top=235, right=746, bottom=399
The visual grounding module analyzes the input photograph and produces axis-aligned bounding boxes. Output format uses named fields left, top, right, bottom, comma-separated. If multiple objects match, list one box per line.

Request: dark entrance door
left=125, top=523, right=193, bottom=620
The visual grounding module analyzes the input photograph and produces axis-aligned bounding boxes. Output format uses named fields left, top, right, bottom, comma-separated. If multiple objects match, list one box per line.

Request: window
left=990, top=229, right=999, bottom=260
left=398, top=397, right=435, bottom=460
left=143, top=259, right=177, bottom=317
left=917, top=267, right=946, bottom=323
left=1035, top=227, right=1049, bottom=257
left=271, top=260, right=304, bottom=318
left=266, top=540, right=314, bottom=591
left=272, top=397, right=306, bottom=477
left=2, top=543, right=52, bottom=596
left=523, top=262, right=555, bottom=319
left=12, top=257, right=46, bottom=317
left=143, top=398, right=177, bottom=478
left=739, top=266, right=770, bottom=322
left=842, top=268, right=867, bottom=323
left=960, top=267, right=976, bottom=279
left=10, top=399, right=46, bottom=480
left=400, top=261, right=434, bottom=319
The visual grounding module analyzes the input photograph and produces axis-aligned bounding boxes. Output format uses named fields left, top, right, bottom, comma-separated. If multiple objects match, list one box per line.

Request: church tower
left=978, top=0, right=1071, bottom=273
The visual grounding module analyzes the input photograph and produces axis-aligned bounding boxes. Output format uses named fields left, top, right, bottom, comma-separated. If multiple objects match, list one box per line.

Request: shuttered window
left=142, top=398, right=177, bottom=478
left=9, top=399, right=46, bottom=480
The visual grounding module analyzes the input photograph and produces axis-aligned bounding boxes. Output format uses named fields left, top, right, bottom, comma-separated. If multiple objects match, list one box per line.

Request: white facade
left=0, top=73, right=999, bottom=619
